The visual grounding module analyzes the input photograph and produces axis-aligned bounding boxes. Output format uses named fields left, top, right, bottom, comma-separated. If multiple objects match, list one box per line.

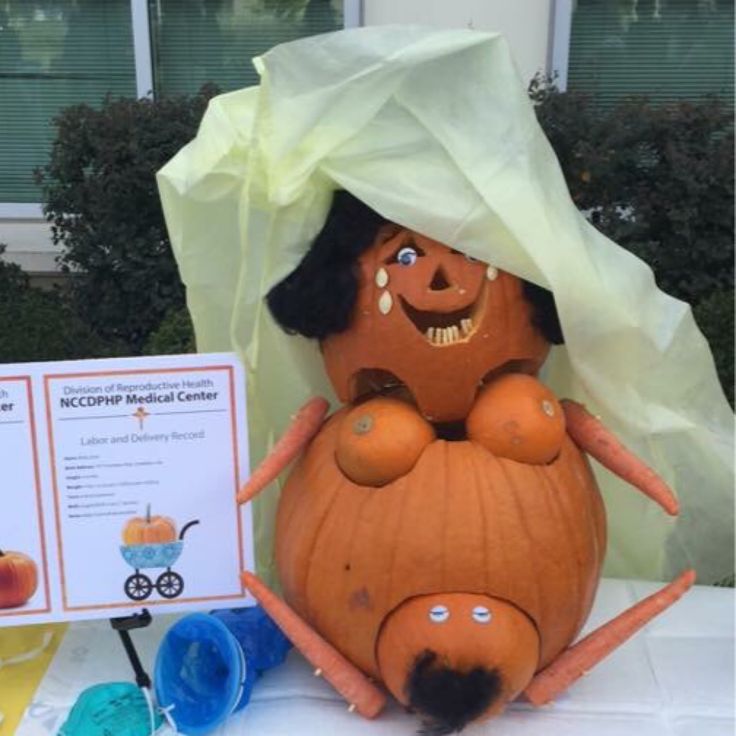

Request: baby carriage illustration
left=120, top=520, right=200, bottom=601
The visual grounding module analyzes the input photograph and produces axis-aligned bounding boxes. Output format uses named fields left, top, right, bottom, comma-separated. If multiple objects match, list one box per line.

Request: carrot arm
left=524, top=569, right=695, bottom=706
left=237, top=397, right=330, bottom=505
left=241, top=571, right=386, bottom=718
left=561, top=400, right=679, bottom=516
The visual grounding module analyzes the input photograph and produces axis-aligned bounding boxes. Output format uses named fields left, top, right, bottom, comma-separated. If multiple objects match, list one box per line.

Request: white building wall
left=1, top=219, right=57, bottom=276
left=363, top=0, right=553, bottom=85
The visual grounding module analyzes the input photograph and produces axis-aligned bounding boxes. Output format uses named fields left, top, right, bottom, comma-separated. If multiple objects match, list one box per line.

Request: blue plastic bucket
left=154, top=606, right=291, bottom=735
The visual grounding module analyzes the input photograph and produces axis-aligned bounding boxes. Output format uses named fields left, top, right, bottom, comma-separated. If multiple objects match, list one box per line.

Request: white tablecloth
left=17, top=579, right=735, bottom=735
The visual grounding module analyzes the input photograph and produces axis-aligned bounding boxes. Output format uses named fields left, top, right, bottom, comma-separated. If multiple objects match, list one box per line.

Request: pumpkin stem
left=0, top=549, right=4, bottom=557
left=146, top=503, right=151, bottom=524
left=353, top=415, right=374, bottom=435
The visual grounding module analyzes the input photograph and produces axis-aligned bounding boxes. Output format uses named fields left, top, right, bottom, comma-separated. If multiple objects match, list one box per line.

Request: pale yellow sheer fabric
left=157, top=27, right=734, bottom=584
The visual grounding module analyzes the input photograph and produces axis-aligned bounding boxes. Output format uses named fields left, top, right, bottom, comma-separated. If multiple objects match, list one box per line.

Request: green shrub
left=0, top=246, right=113, bottom=362
left=531, top=79, right=734, bottom=404
left=35, top=85, right=218, bottom=354
left=143, top=307, right=196, bottom=355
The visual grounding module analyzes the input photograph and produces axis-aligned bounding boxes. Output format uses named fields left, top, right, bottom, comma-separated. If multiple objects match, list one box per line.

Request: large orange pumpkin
left=122, top=504, right=177, bottom=545
left=0, top=549, right=38, bottom=609
left=321, top=231, right=550, bottom=423
left=275, top=410, right=606, bottom=687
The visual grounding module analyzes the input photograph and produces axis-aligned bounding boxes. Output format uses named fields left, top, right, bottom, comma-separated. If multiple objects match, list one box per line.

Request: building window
left=0, top=1, right=137, bottom=203
left=567, top=0, right=734, bottom=108
left=0, top=0, right=347, bottom=207
left=149, top=0, right=344, bottom=97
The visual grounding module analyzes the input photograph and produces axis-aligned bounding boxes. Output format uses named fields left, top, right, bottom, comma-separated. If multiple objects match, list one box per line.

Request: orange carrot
left=241, top=571, right=386, bottom=718
left=561, top=400, right=680, bottom=516
left=237, top=397, right=329, bottom=505
left=524, top=569, right=696, bottom=706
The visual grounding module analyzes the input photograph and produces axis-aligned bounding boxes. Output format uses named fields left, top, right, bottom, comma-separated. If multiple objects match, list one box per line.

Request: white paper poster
left=0, top=353, right=253, bottom=627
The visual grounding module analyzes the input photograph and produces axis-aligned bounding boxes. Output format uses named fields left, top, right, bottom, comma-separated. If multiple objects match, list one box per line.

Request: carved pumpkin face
left=321, top=228, right=550, bottom=422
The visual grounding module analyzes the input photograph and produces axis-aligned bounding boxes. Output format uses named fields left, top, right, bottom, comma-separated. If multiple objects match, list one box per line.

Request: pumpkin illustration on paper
left=0, top=549, right=38, bottom=609
left=237, top=191, right=694, bottom=733
left=120, top=504, right=199, bottom=602
left=122, top=504, right=177, bottom=545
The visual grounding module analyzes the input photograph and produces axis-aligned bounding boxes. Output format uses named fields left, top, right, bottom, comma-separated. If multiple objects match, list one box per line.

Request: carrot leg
left=237, top=397, right=329, bottom=505
left=561, top=400, right=680, bottom=516
left=241, top=571, right=386, bottom=718
left=524, top=569, right=696, bottom=706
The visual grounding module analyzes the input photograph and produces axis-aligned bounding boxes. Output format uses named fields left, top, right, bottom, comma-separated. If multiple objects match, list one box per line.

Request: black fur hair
left=266, top=190, right=563, bottom=344
left=406, top=649, right=503, bottom=735
left=523, top=281, right=564, bottom=344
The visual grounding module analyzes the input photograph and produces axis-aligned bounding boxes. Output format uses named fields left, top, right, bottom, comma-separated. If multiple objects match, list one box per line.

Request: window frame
left=0, top=0, right=363, bottom=216
left=548, top=0, right=573, bottom=92
left=550, top=0, right=734, bottom=101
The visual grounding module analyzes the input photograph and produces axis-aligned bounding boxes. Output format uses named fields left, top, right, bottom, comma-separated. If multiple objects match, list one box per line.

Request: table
left=15, top=579, right=735, bottom=735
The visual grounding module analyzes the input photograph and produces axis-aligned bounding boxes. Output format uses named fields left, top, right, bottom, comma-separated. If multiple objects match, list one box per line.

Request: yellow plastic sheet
left=157, top=27, right=734, bottom=584
left=0, top=624, right=66, bottom=734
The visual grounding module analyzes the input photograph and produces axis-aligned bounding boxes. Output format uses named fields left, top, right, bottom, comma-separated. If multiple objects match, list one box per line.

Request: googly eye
left=428, top=605, right=450, bottom=623
left=472, top=606, right=492, bottom=624
left=397, top=247, right=418, bottom=266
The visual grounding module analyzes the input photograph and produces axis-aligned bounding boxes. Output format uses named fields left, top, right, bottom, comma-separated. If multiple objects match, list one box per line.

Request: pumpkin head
left=0, top=549, right=38, bottom=609
left=321, top=228, right=551, bottom=423
left=376, top=592, right=540, bottom=728
left=122, top=504, right=177, bottom=545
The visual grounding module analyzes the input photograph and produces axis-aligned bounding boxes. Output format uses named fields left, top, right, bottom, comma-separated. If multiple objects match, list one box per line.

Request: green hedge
left=0, top=246, right=114, bottom=362
left=143, top=307, right=196, bottom=356
left=35, top=85, right=218, bottom=354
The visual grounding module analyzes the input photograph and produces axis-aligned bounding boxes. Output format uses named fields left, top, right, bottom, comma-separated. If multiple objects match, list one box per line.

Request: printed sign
left=0, top=353, right=253, bottom=626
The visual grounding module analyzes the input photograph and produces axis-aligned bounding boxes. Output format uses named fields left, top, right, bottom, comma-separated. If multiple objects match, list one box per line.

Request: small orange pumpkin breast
left=467, top=374, right=566, bottom=464
left=275, top=416, right=606, bottom=678
left=335, top=397, right=435, bottom=486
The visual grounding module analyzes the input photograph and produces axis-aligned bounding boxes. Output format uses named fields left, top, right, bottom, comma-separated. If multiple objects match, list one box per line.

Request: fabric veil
left=157, top=27, right=734, bottom=584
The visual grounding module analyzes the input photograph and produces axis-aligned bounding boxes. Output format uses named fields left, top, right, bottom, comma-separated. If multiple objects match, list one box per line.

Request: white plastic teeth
left=378, top=290, right=393, bottom=315
left=375, top=267, right=389, bottom=288
left=425, top=318, right=473, bottom=345
left=486, top=265, right=499, bottom=281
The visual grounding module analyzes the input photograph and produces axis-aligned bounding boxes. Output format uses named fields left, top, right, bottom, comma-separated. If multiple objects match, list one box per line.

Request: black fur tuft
left=522, top=280, right=564, bottom=344
left=406, top=650, right=503, bottom=735
left=266, top=190, right=563, bottom=344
